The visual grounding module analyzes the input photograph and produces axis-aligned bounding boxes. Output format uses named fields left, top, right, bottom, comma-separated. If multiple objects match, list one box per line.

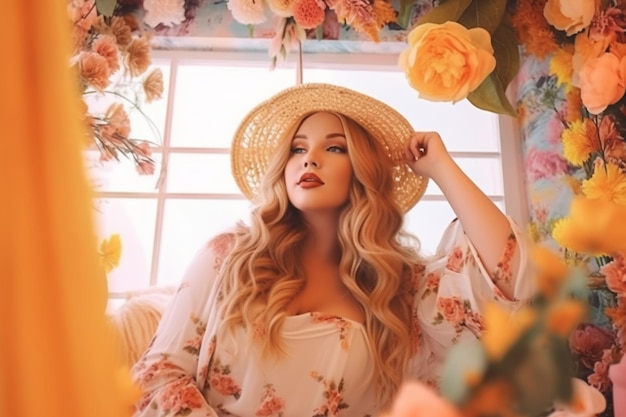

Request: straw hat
left=230, top=83, right=428, bottom=213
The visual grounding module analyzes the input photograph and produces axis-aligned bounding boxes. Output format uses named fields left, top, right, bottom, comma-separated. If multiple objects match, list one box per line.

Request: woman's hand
left=404, top=131, right=454, bottom=180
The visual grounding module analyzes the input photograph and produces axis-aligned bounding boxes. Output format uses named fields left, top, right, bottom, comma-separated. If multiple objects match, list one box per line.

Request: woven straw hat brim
left=231, top=83, right=428, bottom=213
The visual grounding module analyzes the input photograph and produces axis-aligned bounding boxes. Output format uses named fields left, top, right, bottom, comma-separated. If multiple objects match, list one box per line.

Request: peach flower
left=543, top=0, right=596, bottom=36
left=578, top=52, right=626, bottom=114
left=398, top=21, right=496, bottom=103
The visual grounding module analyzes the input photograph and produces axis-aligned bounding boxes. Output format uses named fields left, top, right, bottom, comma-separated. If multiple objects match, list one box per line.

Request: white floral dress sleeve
left=132, top=234, right=233, bottom=417
left=406, top=216, right=535, bottom=387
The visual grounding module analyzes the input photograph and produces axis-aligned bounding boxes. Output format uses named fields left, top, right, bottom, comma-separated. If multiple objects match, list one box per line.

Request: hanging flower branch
left=68, top=0, right=164, bottom=175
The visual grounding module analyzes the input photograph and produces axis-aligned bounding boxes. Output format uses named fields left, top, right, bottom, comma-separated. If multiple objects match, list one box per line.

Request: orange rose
left=578, top=52, right=626, bottom=114
left=543, top=0, right=595, bottom=36
left=398, top=21, right=496, bottom=103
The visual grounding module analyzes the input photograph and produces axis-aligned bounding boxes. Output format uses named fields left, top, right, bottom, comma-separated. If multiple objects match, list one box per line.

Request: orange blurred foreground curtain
left=0, top=2, right=134, bottom=417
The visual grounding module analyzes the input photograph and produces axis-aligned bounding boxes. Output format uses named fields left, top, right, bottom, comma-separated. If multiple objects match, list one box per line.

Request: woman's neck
left=300, top=212, right=342, bottom=264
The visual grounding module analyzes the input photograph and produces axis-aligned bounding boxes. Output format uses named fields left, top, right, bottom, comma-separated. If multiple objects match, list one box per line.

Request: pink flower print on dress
left=208, top=359, right=242, bottom=399
left=255, top=384, right=286, bottom=417
left=158, top=376, right=205, bottom=416
left=421, top=271, right=441, bottom=299
left=310, top=372, right=349, bottom=417
left=445, top=247, right=464, bottom=273
left=311, top=313, right=352, bottom=350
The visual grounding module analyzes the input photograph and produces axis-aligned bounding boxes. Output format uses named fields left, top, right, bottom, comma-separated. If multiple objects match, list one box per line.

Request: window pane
left=95, top=198, right=157, bottom=292
left=404, top=200, right=456, bottom=256
left=170, top=65, right=297, bottom=148
left=304, top=69, right=500, bottom=153
left=157, top=199, right=253, bottom=286
left=166, top=153, right=241, bottom=194
left=423, top=157, right=503, bottom=197
left=86, top=150, right=163, bottom=193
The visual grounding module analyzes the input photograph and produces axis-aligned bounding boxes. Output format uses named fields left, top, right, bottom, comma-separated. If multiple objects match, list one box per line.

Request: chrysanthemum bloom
left=143, top=68, right=164, bottom=103
left=561, top=119, right=599, bottom=166
left=125, top=36, right=152, bottom=77
left=398, top=21, right=496, bottom=102
left=143, top=0, right=186, bottom=28
left=228, top=0, right=268, bottom=25
left=79, top=51, right=111, bottom=91
left=92, top=35, right=120, bottom=74
left=545, top=299, right=587, bottom=337
left=292, top=0, right=325, bottom=29
left=582, top=160, right=626, bottom=206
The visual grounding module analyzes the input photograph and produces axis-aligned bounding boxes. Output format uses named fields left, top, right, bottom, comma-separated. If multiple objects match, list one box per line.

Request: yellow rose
left=544, top=0, right=595, bottom=36
left=398, top=21, right=496, bottom=103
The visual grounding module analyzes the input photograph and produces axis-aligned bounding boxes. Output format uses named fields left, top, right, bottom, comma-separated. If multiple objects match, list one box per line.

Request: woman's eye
left=327, top=146, right=346, bottom=153
left=291, top=147, right=306, bottom=154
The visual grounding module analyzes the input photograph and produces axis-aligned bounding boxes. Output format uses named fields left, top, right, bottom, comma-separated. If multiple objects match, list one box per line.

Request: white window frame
left=99, top=49, right=528, bottom=300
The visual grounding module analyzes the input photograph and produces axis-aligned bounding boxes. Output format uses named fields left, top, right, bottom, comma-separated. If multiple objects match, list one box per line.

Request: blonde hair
left=217, top=112, right=424, bottom=408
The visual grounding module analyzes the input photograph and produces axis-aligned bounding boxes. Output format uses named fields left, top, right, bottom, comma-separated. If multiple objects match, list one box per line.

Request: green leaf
left=95, top=0, right=117, bottom=17
left=491, top=19, right=520, bottom=91
left=397, top=0, right=418, bottom=29
left=315, top=24, right=324, bottom=41
left=458, top=0, right=508, bottom=33
left=440, top=340, right=488, bottom=405
left=416, top=0, right=472, bottom=26
left=467, top=72, right=517, bottom=116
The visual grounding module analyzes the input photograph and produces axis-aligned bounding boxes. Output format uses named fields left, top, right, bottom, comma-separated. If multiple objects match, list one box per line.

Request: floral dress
left=132, top=217, right=534, bottom=417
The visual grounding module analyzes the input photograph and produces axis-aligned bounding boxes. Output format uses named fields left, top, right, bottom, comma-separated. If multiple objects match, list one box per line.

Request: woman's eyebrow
left=292, top=133, right=346, bottom=140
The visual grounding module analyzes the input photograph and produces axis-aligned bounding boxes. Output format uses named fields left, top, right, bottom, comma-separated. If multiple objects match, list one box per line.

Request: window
left=92, top=50, right=527, bottom=305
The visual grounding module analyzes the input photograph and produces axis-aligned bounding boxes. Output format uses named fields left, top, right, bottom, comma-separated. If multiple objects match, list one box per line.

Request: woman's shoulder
left=207, top=222, right=250, bottom=258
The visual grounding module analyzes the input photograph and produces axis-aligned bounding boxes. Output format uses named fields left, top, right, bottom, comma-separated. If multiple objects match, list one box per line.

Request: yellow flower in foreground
left=582, top=161, right=626, bottom=205
left=482, top=302, right=537, bottom=361
left=530, top=245, right=569, bottom=299
left=545, top=299, right=587, bottom=338
left=561, top=119, right=598, bottom=166
left=99, top=233, right=122, bottom=274
left=552, top=197, right=626, bottom=255
left=398, top=21, right=496, bottom=102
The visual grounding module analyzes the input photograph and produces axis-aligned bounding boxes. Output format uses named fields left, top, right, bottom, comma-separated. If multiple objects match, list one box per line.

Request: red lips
left=298, top=172, right=324, bottom=187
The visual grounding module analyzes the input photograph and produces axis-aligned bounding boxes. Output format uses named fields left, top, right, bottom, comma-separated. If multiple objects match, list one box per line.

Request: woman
left=132, top=83, right=533, bottom=416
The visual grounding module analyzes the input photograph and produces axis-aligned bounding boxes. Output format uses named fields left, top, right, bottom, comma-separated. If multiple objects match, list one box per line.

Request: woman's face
left=284, top=112, right=354, bottom=214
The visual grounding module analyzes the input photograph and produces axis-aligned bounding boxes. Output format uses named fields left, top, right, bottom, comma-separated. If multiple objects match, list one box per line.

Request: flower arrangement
left=68, top=0, right=164, bottom=175
left=508, top=1, right=626, bottom=414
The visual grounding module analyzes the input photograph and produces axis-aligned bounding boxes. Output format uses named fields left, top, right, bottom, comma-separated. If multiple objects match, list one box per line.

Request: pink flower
left=436, top=297, right=466, bottom=327
left=524, top=148, right=568, bottom=182
left=445, top=247, right=464, bottom=273
left=578, top=52, right=626, bottom=114
left=600, top=253, right=626, bottom=295
left=381, top=381, right=463, bottom=417
left=569, top=323, right=616, bottom=369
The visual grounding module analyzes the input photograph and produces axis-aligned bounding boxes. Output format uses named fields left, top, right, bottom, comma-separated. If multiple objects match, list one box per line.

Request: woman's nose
left=304, top=160, right=318, bottom=168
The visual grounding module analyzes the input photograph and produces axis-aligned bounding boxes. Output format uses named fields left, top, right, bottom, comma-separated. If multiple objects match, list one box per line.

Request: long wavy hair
left=217, top=112, right=424, bottom=408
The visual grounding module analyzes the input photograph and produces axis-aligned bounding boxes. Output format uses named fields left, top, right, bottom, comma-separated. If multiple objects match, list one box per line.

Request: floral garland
left=68, top=0, right=164, bottom=175
left=508, top=1, right=626, bottom=414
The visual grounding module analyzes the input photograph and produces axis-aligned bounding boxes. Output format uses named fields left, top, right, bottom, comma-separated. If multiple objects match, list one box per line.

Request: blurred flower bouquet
left=383, top=243, right=609, bottom=417
left=508, top=0, right=626, bottom=412
left=68, top=0, right=164, bottom=175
